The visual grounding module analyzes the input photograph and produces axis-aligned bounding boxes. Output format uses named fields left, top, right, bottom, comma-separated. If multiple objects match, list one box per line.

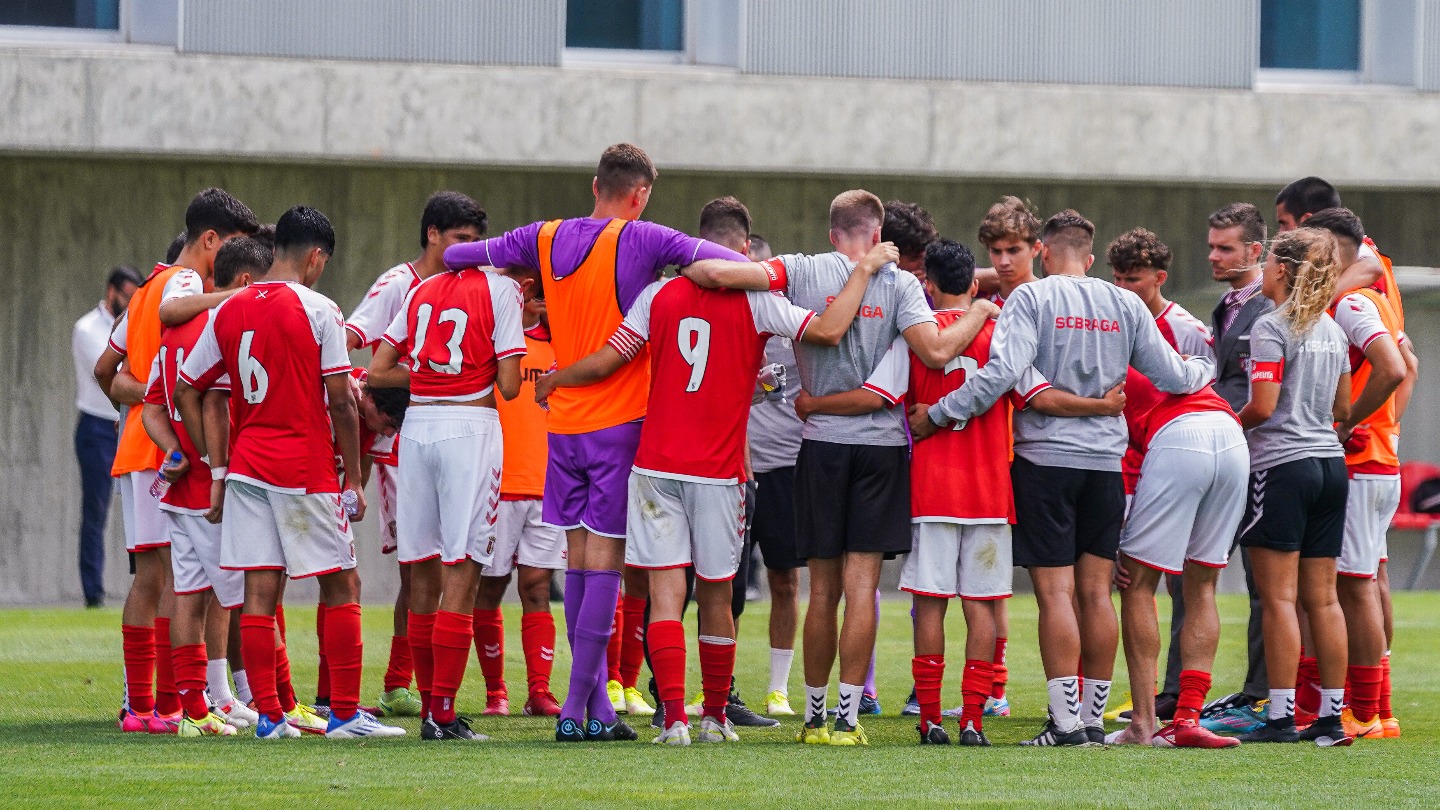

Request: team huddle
left=95, top=143, right=1416, bottom=748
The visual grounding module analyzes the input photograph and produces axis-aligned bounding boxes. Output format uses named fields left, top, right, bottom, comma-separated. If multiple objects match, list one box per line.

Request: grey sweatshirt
left=931, top=274, right=1214, bottom=471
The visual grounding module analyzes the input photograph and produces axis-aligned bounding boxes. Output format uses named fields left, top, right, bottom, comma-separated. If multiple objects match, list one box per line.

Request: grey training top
left=1244, top=310, right=1348, bottom=471
left=931, top=274, right=1214, bottom=471
left=748, top=336, right=803, bottom=473
left=781, top=252, right=936, bottom=447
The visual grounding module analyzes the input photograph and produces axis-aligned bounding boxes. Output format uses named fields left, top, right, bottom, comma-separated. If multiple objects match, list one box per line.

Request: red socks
left=1296, top=656, right=1321, bottom=719
left=383, top=634, right=414, bottom=693
left=274, top=637, right=298, bottom=713
left=324, top=603, right=364, bottom=721
left=153, top=617, right=180, bottom=716
left=173, top=643, right=210, bottom=720
left=698, top=636, right=735, bottom=722
left=315, top=603, right=330, bottom=702
left=606, top=601, right=624, bottom=684
left=472, top=607, right=506, bottom=694
left=912, top=655, right=944, bottom=728
left=1175, top=669, right=1212, bottom=724
left=430, top=610, right=473, bottom=726
left=619, top=595, right=647, bottom=689
left=1380, top=654, right=1394, bottom=719
left=961, top=659, right=993, bottom=728
left=521, top=611, right=557, bottom=695
left=408, top=611, right=436, bottom=714
left=121, top=624, right=157, bottom=715
left=1348, top=664, right=1383, bottom=723
left=991, top=637, right=1008, bottom=699
left=239, top=614, right=282, bottom=722
left=648, top=620, right=687, bottom=726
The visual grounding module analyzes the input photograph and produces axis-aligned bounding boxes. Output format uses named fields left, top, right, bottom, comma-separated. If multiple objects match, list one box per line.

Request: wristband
left=210, top=466, right=228, bottom=481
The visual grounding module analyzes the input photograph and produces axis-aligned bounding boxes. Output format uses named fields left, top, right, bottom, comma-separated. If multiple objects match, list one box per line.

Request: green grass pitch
left=2, top=593, right=1438, bottom=808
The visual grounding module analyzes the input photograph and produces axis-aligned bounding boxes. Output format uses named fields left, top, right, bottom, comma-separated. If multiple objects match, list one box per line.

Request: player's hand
left=793, top=390, right=815, bottom=421
left=534, top=371, right=557, bottom=406
left=1340, top=423, right=1371, bottom=454
left=1100, top=382, right=1126, bottom=416
left=346, top=484, right=367, bottom=523
left=1113, top=557, right=1133, bottom=590
left=856, top=241, right=900, bottom=276
left=970, top=298, right=1000, bottom=320
left=205, top=480, right=225, bottom=524
left=161, top=453, right=190, bottom=482
left=908, top=403, right=940, bottom=441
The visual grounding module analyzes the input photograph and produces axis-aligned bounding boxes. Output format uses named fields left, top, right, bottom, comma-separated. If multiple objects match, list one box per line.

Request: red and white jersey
left=611, top=278, right=813, bottom=484
left=1122, top=300, right=1227, bottom=492
left=381, top=269, right=526, bottom=402
left=1154, top=301, right=1214, bottom=362
left=348, top=368, right=398, bottom=462
left=1333, top=291, right=1392, bottom=371
left=142, top=310, right=214, bottom=514
left=180, top=281, right=352, bottom=495
left=346, top=261, right=421, bottom=348
left=161, top=268, right=205, bottom=303
left=906, top=312, right=1034, bottom=524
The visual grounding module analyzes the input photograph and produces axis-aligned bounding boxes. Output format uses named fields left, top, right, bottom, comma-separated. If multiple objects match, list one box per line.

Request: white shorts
left=900, top=522, right=1013, bottom=600
left=482, top=499, right=567, bottom=577
left=375, top=462, right=399, bottom=554
left=397, top=407, right=503, bottom=566
left=1120, top=412, right=1248, bottom=574
left=166, top=510, right=244, bottom=608
left=1339, top=475, right=1401, bottom=578
left=119, top=470, right=167, bottom=552
left=626, top=471, right=745, bottom=582
left=220, top=480, right=357, bottom=579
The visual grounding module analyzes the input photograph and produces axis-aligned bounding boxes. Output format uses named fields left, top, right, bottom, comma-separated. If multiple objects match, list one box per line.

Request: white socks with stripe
left=805, top=684, right=827, bottom=723
left=1046, top=677, right=1082, bottom=733
left=1269, top=688, right=1296, bottom=720
left=769, top=648, right=794, bottom=696
left=1082, top=679, right=1111, bottom=727
left=1320, top=688, right=1344, bottom=719
left=836, top=682, right=864, bottom=727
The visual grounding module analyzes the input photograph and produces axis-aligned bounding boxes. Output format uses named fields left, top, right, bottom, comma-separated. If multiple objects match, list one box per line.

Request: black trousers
left=74, top=413, right=117, bottom=605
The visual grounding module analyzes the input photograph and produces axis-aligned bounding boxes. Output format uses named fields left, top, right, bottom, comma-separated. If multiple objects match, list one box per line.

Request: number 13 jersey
left=609, top=278, right=815, bottom=485
left=180, top=280, right=353, bottom=495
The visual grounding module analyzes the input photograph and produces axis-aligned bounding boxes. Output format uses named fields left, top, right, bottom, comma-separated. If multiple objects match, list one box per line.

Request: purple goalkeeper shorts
left=542, top=420, right=643, bottom=539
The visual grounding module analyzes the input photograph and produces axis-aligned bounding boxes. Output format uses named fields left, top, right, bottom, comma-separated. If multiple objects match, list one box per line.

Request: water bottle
left=150, top=451, right=184, bottom=498
left=341, top=489, right=360, bottom=518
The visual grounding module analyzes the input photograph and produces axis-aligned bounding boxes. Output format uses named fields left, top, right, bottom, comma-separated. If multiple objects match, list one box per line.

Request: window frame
left=0, top=0, right=127, bottom=42
left=1256, top=0, right=1364, bottom=83
left=562, top=0, right=694, bottom=67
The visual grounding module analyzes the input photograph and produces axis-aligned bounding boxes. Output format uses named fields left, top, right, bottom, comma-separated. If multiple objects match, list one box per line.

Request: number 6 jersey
left=609, top=278, right=815, bottom=485
left=180, top=280, right=353, bottom=495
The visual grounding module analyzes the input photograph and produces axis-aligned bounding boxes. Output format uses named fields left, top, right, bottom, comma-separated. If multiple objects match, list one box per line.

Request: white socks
left=233, top=669, right=253, bottom=705
left=1320, top=688, right=1344, bottom=719
left=1081, top=679, right=1111, bottom=727
left=207, top=659, right=235, bottom=705
left=804, top=684, right=828, bottom=722
left=1269, top=688, right=1296, bottom=719
left=769, top=648, right=795, bottom=695
left=1046, top=677, right=1081, bottom=732
left=836, top=682, right=864, bottom=727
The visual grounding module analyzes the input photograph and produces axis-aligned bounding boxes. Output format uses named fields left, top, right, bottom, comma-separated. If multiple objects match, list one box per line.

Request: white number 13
left=677, top=317, right=711, bottom=392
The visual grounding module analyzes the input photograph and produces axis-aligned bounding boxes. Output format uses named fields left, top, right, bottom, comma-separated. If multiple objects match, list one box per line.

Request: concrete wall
left=3, top=153, right=1438, bottom=603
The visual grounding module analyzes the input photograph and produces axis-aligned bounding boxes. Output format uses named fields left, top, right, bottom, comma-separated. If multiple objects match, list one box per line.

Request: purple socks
left=559, top=569, right=621, bottom=724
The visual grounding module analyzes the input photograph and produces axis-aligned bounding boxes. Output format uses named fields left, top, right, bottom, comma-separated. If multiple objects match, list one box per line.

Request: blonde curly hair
left=1269, top=227, right=1340, bottom=335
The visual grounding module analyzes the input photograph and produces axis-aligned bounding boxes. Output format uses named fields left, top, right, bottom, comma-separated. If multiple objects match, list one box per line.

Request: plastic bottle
left=341, top=489, right=360, bottom=518
left=150, top=451, right=184, bottom=498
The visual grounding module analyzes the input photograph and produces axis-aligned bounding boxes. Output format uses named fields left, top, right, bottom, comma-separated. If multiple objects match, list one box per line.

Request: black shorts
left=753, top=467, right=804, bottom=570
left=794, top=440, right=911, bottom=559
left=1011, top=456, right=1124, bottom=567
left=1237, top=455, right=1348, bottom=557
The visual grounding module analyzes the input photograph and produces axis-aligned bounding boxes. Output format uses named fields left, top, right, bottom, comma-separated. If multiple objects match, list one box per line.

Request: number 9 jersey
left=381, top=268, right=527, bottom=402
left=180, top=280, right=353, bottom=495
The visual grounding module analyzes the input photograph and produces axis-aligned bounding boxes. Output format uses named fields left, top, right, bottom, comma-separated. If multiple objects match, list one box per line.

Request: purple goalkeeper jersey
left=443, top=218, right=747, bottom=314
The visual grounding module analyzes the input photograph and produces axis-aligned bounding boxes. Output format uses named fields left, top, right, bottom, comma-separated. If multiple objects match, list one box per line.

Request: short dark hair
left=698, top=196, right=751, bottom=247
left=1302, top=207, right=1365, bottom=246
left=1107, top=228, right=1173, bottom=272
left=184, top=188, right=259, bottom=243
left=829, top=190, right=884, bottom=236
left=106, top=265, right=143, bottom=291
left=923, top=238, right=975, bottom=296
left=1208, top=202, right=1266, bottom=244
left=252, top=223, right=276, bottom=251
left=1040, top=209, right=1095, bottom=255
left=213, top=236, right=273, bottom=288
left=420, top=192, right=487, bottom=249
left=748, top=234, right=773, bottom=261
left=364, top=382, right=410, bottom=429
left=883, top=201, right=938, bottom=258
left=1276, top=176, right=1341, bottom=219
left=978, top=196, right=1042, bottom=247
left=164, top=231, right=186, bottom=264
left=274, top=206, right=336, bottom=257
left=595, top=143, right=657, bottom=200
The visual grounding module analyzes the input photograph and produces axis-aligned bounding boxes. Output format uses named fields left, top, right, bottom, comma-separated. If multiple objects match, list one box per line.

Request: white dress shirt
left=73, top=303, right=119, bottom=420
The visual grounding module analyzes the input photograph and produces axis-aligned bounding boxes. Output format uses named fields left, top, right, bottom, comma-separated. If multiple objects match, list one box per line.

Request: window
left=0, top=0, right=120, bottom=30
left=1260, top=0, right=1361, bottom=71
left=566, top=0, right=684, bottom=52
